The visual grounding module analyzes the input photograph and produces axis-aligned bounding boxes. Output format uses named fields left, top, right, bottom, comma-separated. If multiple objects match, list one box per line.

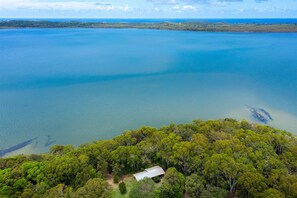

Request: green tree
left=110, top=146, right=142, bottom=173
left=185, top=174, right=206, bottom=198
left=156, top=133, right=182, bottom=168
left=21, top=161, right=45, bottom=184
left=44, top=155, right=81, bottom=187
left=74, top=178, right=112, bottom=198
left=13, top=178, right=27, bottom=192
left=137, top=131, right=167, bottom=165
left=171, top=141, right=195, bottom=174
left=113, top=174, right=119, bottom=184
left=157, top=167, right=185, bottom=198
left=0, top=168, right=12, bottom=186
left=260, top=188, right=285, bottom=198
left=203, top=154, right=246, bottom=193
left=50, top=145, right=75, bottom=155
left=238, top=172, right=267, bottom=197
left=74, top=155, right=98, bottom=188
left=43, top=184, right=73, bottom=198
left=78, top=140, right=117, bottom=174
left=35, top=182, right=50, bottom=195
left=200, top=185, right=228, bottom=198
left=113, top=131, right=137, bottom=146
left=0, top=185, right=13, bottom=197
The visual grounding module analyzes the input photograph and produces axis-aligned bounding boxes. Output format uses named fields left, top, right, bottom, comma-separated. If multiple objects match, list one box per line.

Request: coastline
left=1, top=119, right=296, bottom=197
left=1, top=20, right=297, bottom=32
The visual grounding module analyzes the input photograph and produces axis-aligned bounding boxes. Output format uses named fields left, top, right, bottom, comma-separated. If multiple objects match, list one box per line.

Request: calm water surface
left=0, top=28, right=296, bottom=155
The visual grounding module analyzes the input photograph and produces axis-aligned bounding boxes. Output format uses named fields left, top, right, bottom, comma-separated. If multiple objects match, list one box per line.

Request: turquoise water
left=0, top=28, right=296, bottom=155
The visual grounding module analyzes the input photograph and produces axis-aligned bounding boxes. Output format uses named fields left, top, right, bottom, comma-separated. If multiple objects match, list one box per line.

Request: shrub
left=119, top=182, right=127, bottom=194
left=152, top=176, right=161, bottom=183
left=113, top=174, right=119, bottom=184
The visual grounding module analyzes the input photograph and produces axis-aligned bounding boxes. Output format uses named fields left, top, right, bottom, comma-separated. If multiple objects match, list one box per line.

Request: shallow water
left=0, top=28, right=296, bottom=155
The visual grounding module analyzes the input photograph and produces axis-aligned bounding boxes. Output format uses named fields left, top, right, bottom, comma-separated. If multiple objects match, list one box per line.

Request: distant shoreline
left=1, top=20, right=297, bottom=32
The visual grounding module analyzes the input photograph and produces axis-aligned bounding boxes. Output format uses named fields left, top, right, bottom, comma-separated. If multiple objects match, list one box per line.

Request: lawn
left=111, top=175, right=163, bottom=198
left=111, top=175, right=135, bottom=198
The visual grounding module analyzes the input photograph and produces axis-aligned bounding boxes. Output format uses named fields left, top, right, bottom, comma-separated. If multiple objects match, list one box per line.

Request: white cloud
left=172, top=4, right=197, bottom=12
left=0, top=0, right=132, bottom=11
left=211, top=1, right=228, bottom=7
left=254, top=6, right=265, bottom=12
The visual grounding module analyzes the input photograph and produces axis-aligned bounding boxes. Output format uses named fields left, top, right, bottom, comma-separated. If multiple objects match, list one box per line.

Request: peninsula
left=1, top=20, right=297, bottom=32
left=0, top=119, right=296, bottom=198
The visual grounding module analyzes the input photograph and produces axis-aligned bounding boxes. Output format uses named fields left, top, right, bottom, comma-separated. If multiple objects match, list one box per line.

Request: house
left=133, top=166, right=165, bottom=181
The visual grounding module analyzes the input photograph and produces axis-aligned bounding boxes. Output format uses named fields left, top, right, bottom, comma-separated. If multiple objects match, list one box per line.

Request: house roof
left=133, top=166, right=165, bottom=181
left=133, top=171, right=150, bottom=181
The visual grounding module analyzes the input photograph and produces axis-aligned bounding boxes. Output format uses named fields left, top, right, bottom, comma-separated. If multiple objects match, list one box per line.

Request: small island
left=1, top=20, right=297, bottom=32
left=0, top=119, right=296, bottom=198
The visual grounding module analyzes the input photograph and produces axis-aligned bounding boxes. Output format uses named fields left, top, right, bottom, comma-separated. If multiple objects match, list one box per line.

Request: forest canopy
left=0, top=119, right=297, bottom=198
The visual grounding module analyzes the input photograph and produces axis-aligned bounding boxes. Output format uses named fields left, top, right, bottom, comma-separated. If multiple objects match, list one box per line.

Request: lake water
left=0, top=28, right=296, bottom=156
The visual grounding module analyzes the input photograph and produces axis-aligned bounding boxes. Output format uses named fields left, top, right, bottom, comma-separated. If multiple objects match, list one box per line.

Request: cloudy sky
left=0, top=0, right=296, bottom=18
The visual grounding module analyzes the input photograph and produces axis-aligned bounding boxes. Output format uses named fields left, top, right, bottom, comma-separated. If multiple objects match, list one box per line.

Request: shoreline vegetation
left=1, top=20, right=297, bottom=32
left=0, top=119, right=297, bottom=197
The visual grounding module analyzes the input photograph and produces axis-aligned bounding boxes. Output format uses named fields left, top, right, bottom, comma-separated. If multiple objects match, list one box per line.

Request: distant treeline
left=1, top=20, right=297, bottom=32
left=0, top=119, right=297, bottom=197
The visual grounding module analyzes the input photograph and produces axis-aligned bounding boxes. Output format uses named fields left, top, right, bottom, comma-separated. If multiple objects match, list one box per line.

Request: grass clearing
left=111, top=175, right=163, bottom=198
left=111, top=175, right=135, bottom=198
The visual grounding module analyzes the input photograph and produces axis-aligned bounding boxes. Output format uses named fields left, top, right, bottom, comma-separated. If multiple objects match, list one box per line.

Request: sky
left=0, top=0, right=296, bottom=18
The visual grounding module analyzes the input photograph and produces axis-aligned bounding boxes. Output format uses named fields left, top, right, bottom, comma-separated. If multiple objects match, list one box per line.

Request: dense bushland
left=0, top=119, right=296, bottom=197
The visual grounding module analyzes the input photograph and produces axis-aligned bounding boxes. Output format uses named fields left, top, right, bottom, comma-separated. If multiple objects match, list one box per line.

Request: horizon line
left=1, top=17, right=297, bottom=19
